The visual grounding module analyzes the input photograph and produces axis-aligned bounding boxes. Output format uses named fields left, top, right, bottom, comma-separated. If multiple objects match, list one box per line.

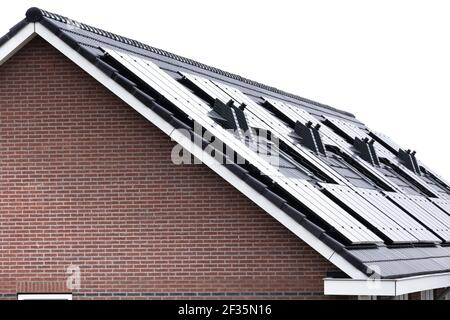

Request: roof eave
left=324, top=272, right=450, bottom=296
left=0, top=21, right=35, bottom=66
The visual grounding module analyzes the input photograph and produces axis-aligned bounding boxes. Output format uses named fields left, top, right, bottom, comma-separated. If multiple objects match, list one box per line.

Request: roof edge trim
left=324, top=272, right=450, bottom=296
left=0, top=23, right=35, bottom=66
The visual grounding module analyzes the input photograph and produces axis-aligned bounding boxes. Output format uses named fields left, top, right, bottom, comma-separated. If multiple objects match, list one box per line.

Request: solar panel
left=182, top=72, right=232, bottom=103
left=103, top=48, right=382, bottom=244
left=431, top=198, right=450, bottom=215
left=419, top=163, right=450, bottom=194
left=407, top=196, right=450, bottom=228
left=388, top=161, right=442, bottom=198
left=419, top=174, right=450, bottom=199
left=324, top=117, right=445, bottom=198
left=286, top=179, right=383, bottom=243
left=356, top=189, right=441, bottom=243
left=318, top=154, right=378, bottom=190
left=277, top=151, right=322, bottom=182
left=320, top=184, right=438, bottom=243
left=325, top=118, right=366, bottom=141
left=366, top=131, right=450, bottom=198
left=369, top=130, right=402, bottom=155
left=324, top=117, right=395, bottom=160
left=386, top=193, right=450, bottom=241
left=181, top=72, right=264, bottom=129
left=371, top=131, right=450, bottom=195
left=375, top=166, right=424, bottom=196
left=263, top=97, right=344, bottom=147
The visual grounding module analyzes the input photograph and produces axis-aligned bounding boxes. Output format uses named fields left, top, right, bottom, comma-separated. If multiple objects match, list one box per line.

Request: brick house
left=0, top=8, right=449, bottom=300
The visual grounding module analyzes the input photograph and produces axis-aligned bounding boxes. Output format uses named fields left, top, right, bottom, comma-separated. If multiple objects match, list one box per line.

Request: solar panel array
left=103, top=47, right=450, bottom=246
left=320, top=184, right=439, bottom=243
left=371, top=128, right=450, bottom=200
left=386, top=193, right=450, bottom=241
left=263, top=98, right=404, bottom=193
left=324, top=117, right=396, bottom=160
left=181, top=72, right=355, bottom=187
left=104, top=47, right=381, bottom=244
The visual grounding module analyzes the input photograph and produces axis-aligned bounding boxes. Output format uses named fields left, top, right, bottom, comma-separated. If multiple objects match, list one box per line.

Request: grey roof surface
left=347, top=246, right=450, bottom=278
left=1, top=7, right=450, bottom=279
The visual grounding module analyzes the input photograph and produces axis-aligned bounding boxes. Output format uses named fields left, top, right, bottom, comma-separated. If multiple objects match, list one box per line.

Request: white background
left=2, top=0, right=450, bottom=179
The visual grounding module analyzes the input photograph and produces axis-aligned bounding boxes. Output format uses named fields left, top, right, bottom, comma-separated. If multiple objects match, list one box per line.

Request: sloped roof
left=1, top=7, right=450, bottom=282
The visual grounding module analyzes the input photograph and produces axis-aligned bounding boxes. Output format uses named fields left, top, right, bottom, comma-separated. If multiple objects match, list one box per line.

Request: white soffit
left=324, top=272, right=450, bottom=296
left=0, top=23, right=35, bottom=66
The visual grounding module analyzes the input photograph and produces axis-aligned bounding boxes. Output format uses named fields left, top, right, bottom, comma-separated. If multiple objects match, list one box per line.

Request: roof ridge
left=24, top=7, right=354, bottom=117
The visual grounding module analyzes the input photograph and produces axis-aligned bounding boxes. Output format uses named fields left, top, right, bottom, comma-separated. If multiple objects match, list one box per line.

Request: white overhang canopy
left=324, top=272, right=450, bottom=296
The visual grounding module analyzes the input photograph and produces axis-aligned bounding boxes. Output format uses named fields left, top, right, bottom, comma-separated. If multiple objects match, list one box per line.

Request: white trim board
left=18, top=293, right=72, bottom=300
left=324, top=272, right=450, bottom=296
left=421, top=290, right=434, bottom=300
left=0, top=23, right=35, bottom=66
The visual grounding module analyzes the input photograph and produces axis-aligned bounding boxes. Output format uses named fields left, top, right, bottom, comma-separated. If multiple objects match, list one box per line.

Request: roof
left=1, top=7, right=450, bottom=286
left=21, top=7, right=357, bottom=121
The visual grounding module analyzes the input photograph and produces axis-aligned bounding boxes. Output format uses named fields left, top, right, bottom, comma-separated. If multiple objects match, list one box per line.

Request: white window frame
left=358, top=295, right=377, bottom=300
left=421, top=290, right=434, bottom=300
left=444, top=290, right=450, bottom=300
left=18, top=294, right=72, bottom=300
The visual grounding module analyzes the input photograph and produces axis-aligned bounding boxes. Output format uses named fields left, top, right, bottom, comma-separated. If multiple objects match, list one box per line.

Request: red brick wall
left=0, top=36, right=342, bottom=300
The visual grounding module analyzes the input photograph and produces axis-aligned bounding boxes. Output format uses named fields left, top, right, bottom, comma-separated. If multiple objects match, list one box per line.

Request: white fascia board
left=33, top=22, right=368, bottom=280
left=0, top=23, right=36, bottom=66
left=18, top=293, right=72, bottom=300
left=324, top=272, right=450, bottom=296
left=395, top=272, right=450, bottom=296
left=324, top=278, right=396, bottom=296
left=34, top=23, right=174, bottom=138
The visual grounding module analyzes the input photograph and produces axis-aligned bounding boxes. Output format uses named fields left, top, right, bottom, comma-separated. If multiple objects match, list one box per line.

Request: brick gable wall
left=0, top=36, right=342, bottom=300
